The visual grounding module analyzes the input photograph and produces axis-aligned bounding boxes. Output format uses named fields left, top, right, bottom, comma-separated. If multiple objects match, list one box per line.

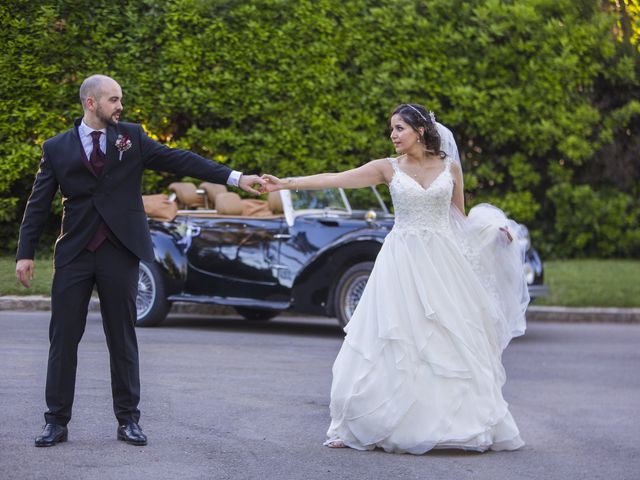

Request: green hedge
left=1, top=0, right=638, bottom=258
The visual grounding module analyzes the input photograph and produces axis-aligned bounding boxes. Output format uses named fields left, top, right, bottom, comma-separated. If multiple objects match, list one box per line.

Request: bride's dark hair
left=391, top=104, right=443, bottom=157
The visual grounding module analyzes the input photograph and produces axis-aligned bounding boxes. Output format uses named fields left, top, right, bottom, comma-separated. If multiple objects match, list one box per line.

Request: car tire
left=334, top=261, right=374, bottom=327
left=136, top=261, right=171, bottom=327
left=235, top=307, right=280, bottom=321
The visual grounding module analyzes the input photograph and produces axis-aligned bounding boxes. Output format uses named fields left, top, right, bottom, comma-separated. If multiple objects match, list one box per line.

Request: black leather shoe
left=117, top=422, right=147, bottom=446
left=35, top=424, right=68, bottom=447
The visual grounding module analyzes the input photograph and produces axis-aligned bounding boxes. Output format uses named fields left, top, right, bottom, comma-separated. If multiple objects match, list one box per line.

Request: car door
left=275, top=213, right=368, bottom=283
left=184, top=216, right=289, bottom=301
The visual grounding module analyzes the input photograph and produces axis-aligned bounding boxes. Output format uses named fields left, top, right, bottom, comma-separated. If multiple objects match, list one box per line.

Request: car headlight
left=516, top=224, right=531, bottom=251
left=524, top=263, right=535, bottom=285
left=365, top=209, right=377, bottom=222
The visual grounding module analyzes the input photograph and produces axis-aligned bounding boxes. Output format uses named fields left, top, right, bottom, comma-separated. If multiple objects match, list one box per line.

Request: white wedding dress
left=325, top=156, right=528, bottom=454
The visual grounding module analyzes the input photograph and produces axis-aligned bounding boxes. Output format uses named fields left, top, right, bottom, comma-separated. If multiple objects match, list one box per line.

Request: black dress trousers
left=45, top=240, right=140, bottom=426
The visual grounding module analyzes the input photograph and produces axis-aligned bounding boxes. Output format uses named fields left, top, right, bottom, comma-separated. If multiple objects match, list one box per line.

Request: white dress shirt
left=78, top=119, right=106, bottom=160
left=227, top=170, right=242, bottom=186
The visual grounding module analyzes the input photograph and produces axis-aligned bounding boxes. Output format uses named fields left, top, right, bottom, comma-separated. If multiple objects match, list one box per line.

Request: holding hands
left=238, top=173, right=292, bottom=195
left=259, top=174, right=287, bottom=194
left=238, top=174, right=268, bottom=195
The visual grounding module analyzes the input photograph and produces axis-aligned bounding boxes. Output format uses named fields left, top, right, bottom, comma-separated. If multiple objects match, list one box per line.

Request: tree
left=1, top=0, right=638, bottom=257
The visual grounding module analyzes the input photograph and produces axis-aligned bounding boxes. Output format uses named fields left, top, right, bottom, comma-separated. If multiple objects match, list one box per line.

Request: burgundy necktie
left=90, top=131, right=105, bottom=176
left=85, top=130, right=110, bottom=252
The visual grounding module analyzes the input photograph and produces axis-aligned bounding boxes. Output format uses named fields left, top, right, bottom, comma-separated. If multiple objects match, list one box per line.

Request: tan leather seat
left=215, top=192, right=244, bottom=215
left=241, top=199, right=273, bottom=217
left=142, top=194, right=178, bottom=222
left=199, top=182, right=228, bottom=209
left=168, top=182, right=204, bottom=209
left=268, top=191, right=283, bottom=214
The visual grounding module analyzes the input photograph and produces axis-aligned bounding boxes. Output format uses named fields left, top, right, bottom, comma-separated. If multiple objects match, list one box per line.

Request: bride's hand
left=499, top=227, right=513, bottom=244
left=260, top=174, right=284, bottom=193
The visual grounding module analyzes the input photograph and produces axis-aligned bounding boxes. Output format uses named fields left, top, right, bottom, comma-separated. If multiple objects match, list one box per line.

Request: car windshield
left=290, top=189, right=348, bottom=212
left=344, top=187, right=390, bottom=215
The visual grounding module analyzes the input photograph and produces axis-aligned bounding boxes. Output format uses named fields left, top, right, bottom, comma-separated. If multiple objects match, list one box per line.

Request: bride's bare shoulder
left=368, top=157, right=395, bottom=183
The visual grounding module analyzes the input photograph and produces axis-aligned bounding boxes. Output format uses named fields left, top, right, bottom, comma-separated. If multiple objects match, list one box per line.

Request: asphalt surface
left=0, top=311, right=638, bottom=480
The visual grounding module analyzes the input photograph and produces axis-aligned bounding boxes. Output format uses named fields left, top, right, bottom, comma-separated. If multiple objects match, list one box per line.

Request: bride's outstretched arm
left=261, top=159, right=389, bottom=192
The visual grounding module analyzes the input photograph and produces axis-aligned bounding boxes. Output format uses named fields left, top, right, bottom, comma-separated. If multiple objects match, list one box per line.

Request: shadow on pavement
left=145, top=313, right=345, bottom=338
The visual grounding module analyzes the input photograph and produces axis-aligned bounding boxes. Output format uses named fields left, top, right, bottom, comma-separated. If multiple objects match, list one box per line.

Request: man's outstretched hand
left=239, top=174, right=267, bottom=195
left=259, top=174, right=284, bottom=194
left=16, top=259, right=34, bottom=288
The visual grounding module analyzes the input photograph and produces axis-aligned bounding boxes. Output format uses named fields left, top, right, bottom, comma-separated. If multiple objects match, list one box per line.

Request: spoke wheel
left=135, top=261, right=171, bottom=327
left=334, top=261, right=374, bottom=327
left=137, top=262, right=156, bottom=320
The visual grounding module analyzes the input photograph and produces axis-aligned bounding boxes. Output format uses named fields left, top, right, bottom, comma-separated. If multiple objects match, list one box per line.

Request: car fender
left=291, top=232, right=385, bottom=316
left=149, top=225, right=188, bottom=296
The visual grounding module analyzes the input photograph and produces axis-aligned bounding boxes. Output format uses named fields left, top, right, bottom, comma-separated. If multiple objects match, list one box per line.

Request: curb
left=525, top=305, right=640, bottom=324
left=0, top=296, right=639, bottom=323
left=0, top=295, right=236, bottom=316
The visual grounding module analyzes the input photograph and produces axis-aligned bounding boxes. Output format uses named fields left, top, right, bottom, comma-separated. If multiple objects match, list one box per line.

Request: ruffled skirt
left=325, top=207, right=527, bottom=454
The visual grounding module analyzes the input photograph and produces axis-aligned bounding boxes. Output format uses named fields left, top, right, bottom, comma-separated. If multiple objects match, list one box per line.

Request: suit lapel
left=105, top=125, right=119, bottom=174
left=72, top=119, right=98, bottom=178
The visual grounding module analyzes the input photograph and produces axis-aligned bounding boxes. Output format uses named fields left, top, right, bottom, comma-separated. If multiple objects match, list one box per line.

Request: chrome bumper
left=528, top=284, right=549, bottom=298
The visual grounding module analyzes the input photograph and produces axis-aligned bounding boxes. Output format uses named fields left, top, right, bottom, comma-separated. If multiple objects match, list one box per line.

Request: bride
left=261, top=103, right=528, bottom=454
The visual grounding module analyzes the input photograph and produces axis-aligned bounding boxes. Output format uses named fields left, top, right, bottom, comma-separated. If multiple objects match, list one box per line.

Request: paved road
left=0, top=311, right=638, bottom=480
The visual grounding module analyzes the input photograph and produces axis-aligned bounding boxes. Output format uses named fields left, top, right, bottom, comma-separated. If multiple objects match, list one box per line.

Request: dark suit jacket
left=17, top=118, right=233, bottom=267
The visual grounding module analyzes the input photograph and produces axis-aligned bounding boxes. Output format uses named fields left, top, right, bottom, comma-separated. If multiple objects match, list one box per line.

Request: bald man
left=16, top=74, right=265, bottom=447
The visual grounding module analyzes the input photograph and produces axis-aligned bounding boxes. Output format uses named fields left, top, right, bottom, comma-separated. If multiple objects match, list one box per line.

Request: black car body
left=136, top=186, right=547, bottom=327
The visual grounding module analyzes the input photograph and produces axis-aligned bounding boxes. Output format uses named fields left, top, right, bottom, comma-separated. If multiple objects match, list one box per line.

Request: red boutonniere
left=115, top=134, right=132, bottom=160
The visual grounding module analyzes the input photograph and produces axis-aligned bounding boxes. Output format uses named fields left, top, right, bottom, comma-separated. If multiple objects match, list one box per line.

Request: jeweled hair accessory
left=406, top=104, right=435, bottom=125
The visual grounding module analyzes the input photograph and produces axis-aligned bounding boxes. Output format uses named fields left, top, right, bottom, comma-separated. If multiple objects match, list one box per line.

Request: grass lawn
left=1, top=255, right=639, bottom=308
left=534, top=259, right=640, bottom=308
left=1, top=255, right=54, bottom=296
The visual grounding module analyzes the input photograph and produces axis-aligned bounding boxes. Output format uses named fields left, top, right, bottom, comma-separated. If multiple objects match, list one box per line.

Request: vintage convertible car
left=136, top=182, right=547, bottom=327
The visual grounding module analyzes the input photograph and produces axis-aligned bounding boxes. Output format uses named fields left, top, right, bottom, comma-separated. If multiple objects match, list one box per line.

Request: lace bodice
left=388, top=157, right=453, bottom=233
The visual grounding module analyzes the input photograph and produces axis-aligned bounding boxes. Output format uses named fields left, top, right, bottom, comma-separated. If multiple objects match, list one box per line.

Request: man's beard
left=96, top=104, right=120, bottom=126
